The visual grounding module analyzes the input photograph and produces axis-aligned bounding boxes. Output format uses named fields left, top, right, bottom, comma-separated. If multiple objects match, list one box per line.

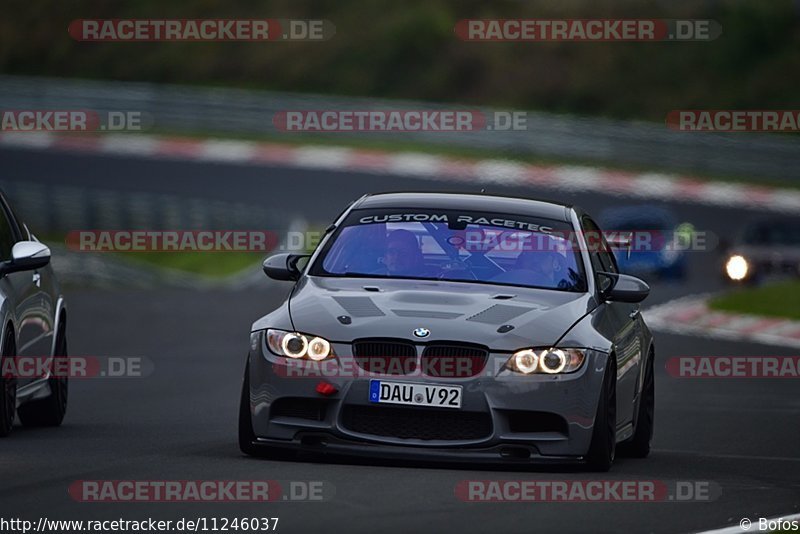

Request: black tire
left=586, top=357, right=617, bottom=472
left=0, top=331, right=17, bottom=437
left=619, top=353, right=655, bottom=458
left=238, top=359, right=260, bottom=456
left=238, top=358, right=295, bottom=460
left=18, top=322, right=68, bottom=427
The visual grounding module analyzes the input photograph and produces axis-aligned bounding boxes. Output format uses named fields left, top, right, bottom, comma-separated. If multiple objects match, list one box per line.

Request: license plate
left=369, top=380, right=462, bottom=409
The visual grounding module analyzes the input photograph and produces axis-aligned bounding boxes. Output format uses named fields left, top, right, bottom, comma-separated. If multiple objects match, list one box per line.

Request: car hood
left=286, top=276, right=596, bottom=351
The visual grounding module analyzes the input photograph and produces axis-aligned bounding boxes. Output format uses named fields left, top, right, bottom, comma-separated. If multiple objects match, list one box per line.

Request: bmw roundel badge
left=413, top=327, right=430, bottom=338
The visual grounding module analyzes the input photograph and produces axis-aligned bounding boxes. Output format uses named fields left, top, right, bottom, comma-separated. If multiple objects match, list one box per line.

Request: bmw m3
left=239, top=192, right=655, bottom=471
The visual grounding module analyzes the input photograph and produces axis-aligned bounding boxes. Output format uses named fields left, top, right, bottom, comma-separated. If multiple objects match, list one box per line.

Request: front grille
left=270, top=398, right=328, bottom=421
left=421, top=344, right=489, bottom=378
left=353, top=339, right=417, bottom=375
left=341, top=405, right=492, bottom=441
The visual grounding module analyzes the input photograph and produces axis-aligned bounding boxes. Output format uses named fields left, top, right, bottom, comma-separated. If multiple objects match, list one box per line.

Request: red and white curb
left=644, top=295, right=800, bottom=349
left=2, top=131, right=800, bottom=214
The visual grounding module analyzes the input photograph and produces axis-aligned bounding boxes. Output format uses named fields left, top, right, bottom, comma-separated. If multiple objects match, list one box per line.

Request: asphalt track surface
left=1, top=147, right=799, bottom=533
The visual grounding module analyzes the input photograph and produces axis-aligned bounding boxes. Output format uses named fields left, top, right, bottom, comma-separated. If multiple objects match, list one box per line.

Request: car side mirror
left=0, top=241, right=51, bottom=276
left=262, top=253, right=310, bottom=281
left=597, top=272, right=649, bottom=303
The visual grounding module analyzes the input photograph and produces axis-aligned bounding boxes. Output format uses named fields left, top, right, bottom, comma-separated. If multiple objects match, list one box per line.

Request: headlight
left=512, top=349, right=539, bottom=374
left=266, top=329, right=334, bottom=361
left=307, top=337, right=331, bottom=361
left=506, top=348, right=587, bottom=375
left=725, top=255, right=749, bottom=281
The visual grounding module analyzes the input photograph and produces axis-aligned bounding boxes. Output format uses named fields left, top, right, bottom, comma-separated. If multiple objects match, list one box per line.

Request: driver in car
left=515, top=250, right=566, bottom=287
left=382, top=229, right=427, bottom=276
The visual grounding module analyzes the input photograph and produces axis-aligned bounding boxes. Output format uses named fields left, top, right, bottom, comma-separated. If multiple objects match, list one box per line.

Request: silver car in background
left=0, top=189, right=68, bottom=437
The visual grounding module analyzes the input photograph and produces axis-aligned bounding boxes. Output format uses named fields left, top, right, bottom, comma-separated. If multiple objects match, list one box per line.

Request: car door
left=0, top=199, right=52, bottom=387
left=582, top=215, right=642, bottom=430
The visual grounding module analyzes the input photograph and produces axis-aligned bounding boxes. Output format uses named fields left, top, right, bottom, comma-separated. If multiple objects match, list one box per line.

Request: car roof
left=352, top=192, right=573, bottom=222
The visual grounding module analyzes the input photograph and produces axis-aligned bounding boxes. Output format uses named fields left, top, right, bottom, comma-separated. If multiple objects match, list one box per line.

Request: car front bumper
left=245, top=334, right=610, bottom=463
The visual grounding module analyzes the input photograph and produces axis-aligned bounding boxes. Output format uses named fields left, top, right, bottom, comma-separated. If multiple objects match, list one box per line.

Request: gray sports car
left=0, top=190, right=68, bottom=437
left=240, top=192, right=654, bottom=471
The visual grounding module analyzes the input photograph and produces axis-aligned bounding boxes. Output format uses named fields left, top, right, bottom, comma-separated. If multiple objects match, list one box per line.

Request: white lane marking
left=551, top=166, right=604, bottom=191
left=630, top=173, right=678, bottom=198
left=695, top=512, right=800, bottom=534
left=656, top=449, right=800, bottom=463
left=771, top=191, right=800, bottom=212
left=386, top=153, right=445, bottom=176
left=197, top=139, right=257, bottom=162
left=0, top=131, right=55, bottom=148
left=473, top=160, right=528, bottom=185
left=100, top=134, right=158, bottom=156
left=293, top=146, right=354, bottom=169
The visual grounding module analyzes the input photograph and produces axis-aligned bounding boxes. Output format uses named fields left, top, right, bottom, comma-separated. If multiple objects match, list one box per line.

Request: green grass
left=709, top=280, right=800, bottom=320
left=39, top=235, right=266, bottom=278
left=117, top=250, right=265, bottom=278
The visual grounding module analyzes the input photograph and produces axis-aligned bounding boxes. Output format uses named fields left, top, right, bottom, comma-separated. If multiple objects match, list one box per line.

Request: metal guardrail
left=1, top=74, right=798, bottom=181
left=0, top=180, right=285, bottom=236
left=0, top=180, right=293, bottom=288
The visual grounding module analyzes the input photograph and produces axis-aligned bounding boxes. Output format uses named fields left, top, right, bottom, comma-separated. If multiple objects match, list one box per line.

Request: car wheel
left=239, top=358, right=295, bottom=460
left=239, top=358, right=261, bottom=456
left=586, top=357, right=617, bottom=472
left=0, top=331, right=17, bottom=437
left=18, top=322, right=68, bottom=427
left=619, top=352, right=654, bottom=458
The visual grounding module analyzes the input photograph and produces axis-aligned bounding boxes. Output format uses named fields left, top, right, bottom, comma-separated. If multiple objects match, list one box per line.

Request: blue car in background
left=599, top=206, right=690, bottom=281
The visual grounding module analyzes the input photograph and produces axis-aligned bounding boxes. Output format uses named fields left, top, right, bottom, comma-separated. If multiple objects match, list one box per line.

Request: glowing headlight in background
left=725, top=255, right=749, bottom=281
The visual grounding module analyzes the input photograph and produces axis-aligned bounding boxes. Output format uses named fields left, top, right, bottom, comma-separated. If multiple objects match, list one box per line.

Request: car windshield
left=310, top=208, right=586, bottom=292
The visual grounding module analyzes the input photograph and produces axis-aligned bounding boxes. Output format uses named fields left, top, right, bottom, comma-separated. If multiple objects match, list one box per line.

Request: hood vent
left=392, top=309, right=463, bottom=319
left=466, top=304, right=531, bottom=325
left=332, top=296, right=385, bottom=317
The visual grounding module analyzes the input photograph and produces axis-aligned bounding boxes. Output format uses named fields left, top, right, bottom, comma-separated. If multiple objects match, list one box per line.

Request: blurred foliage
left=710, top=280, right=800, bottom=320
left=1, top=0, right=798, bottom=120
